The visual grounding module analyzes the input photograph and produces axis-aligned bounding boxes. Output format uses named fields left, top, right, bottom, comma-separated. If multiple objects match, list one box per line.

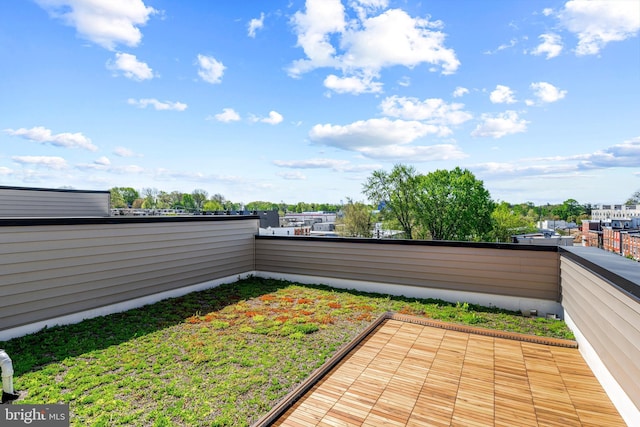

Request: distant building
left=282, top=212, right=336, bottom=227
left=591, top=204, right=640, bottom=220
left=253, top=210, right=279, bottom=229
left=312, top=222, right=335, bottom=232
left=583, top=218, right=640, bottom=261
left=259, top=226, right=311, bottom=236
left=582, top=220, right=606, bottom=248
left=536, top=220, right=578, bottom=230
left=512, top=230, right=574, bottom=246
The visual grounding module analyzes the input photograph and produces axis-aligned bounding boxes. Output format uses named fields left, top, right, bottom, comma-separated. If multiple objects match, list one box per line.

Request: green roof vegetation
left=2, top=277, right=574, bottom=426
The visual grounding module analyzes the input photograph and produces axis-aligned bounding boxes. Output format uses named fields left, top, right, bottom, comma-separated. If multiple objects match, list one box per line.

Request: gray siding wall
left=561, top=255, right=640, bottom=410
left=0, top=217, right=257, bottom=332
left=0, top=187, right=110, bottom=217
left=255, top=237, right=560, bottom=301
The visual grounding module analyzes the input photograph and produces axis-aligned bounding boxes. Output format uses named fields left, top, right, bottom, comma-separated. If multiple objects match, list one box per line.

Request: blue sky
left=1, top=0, right=638, bottom=205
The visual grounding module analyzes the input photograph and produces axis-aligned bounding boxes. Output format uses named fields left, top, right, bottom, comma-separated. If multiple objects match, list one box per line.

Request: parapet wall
left=0, top=216, right=258, bottom=337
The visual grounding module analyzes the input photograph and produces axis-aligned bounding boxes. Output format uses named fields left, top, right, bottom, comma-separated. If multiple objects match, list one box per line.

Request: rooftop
left=259, top=314, right=625, bottom=426
left=1, top=213, right=638, bottom=425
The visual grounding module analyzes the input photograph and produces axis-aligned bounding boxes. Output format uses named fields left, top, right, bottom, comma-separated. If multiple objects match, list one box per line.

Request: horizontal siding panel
left=0, top=222, right=256, bottom=249
left=255, top=252, right=556, bottom=285
left=4, top=265, right=250, bottom=327
left=253, top=263, right=556, bottom=300
left=255, top=247, right=558, bottom=278
left=1, top=249, right=253, bottom=299
left=255, top=239, right=559, bottom=301
left=562, top=259, right=640, bottom=348
left=560, top=257, right=640, bottom=409
left=255, top=239, right=557, bottom=267
left=0, top=218, right=257, bottom=331
left=2, top=256, right=253, bottom=312
left=1, top=238, right=252, bottom=276
left=0, top=188, right=109, bottom=217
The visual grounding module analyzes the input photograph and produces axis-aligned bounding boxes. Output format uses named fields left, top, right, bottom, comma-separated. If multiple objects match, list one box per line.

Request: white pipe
left=0, top=349, right=14, bottom=394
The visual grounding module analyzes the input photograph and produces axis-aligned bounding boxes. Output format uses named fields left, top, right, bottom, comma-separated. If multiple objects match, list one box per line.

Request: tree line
left=111, top=163, right=628, bottom=243
left=109, top=187, right=342, bottom=214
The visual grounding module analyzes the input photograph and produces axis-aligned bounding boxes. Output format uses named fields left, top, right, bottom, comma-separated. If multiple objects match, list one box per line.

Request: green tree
left=414, top=167, right=494, bottom=241
left=203, top=199, right=224, bottom=211
left=112, top=187, right=139, bottom=207
left=552, top=199, right=585, bottom=222
left=141, top=188, right=159, bottom=209
left=626, top=190, right=640, bottom=205
left=169, top=191, right=184, bottom=208
left=191, top=189, right=208, bottom=211
left=336, top=199, right=374, bottom=238
left=362, top=164, right=419, bottom=239
left=489, top=202, right=537, bottom=242
left=246, top=201, right=279, bottom=211
left=109, top=188, right=126, bottom=208
left=293, top=202, right=313, bottom=213
left=181, top=193, right=196, bottom=211
left=156, top=191, right=172, bottom=209
left=317, top=203, right=340, bottom=212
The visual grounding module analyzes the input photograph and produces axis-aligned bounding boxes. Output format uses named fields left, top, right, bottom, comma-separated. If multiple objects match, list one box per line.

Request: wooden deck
left=264, top=317, right=625, bottom=426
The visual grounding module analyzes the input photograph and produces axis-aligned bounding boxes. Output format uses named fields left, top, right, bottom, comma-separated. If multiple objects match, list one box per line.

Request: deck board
left=269, top=318, right=625, bottom=426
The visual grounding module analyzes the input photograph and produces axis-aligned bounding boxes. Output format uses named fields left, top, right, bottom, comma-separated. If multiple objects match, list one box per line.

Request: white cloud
left=113, top=146, right=141, bottom=157
left=559, top=0, right=640, bottom=55
left=273, top=158, right=381, bottom=172
left=542, top=8, right=554, bottom=16
left=274, top=158, right=350, bottom=170
left=489, top=85, right=517, bottom=104
left=197, top=54, right=225, bottom=84
left=289, top=1, right=459, bottom=94
left=340, top=9, right=459, bottom=74
left=108, top=53, right=154, bottom=81
left=260, top=111, right=284, bottom=125
left=277, top=171, right=307, bottom=180
left=356, top=143, right=467, bottom=162
left=94, top=156, right=110, bottom=166
left=248, top=12, right=265, bottom=38
left=473, top=161, right=578, bottom=177
left=310, top=118, right=442, bottom=149
left=578, top=136, right=640, bottom=169
left=379, top=96, right=472, bottom=127
left=127, top=98, right=187, bottom=111
left=113, top=164, right=145, bottom=174
left=354, top=0, right=389, bottom=6
left=531, top=33, right=563, bottom=59
left=4, top=126, right=97, bottom=151
left=36, top=0, right=156, bottom=50
left=484, top=38, right=518, bottom=55
left=397, top=76, right=411, bottom=87
left=452, top=87, right=469, bottom=97
left=324, top=74, right=383, bottom=94
left=0, top=167, right=14, bottom=176
left=307, top=117, right=466, bottom=162
left=212, top=108, right=241, bottom=123
left=77, top=156, right=112, bottom=170
left=471, top=111, right=529, bottom=138
left=11, top=155, right=68, bottom=169
left=289, top=0, right=346, bottom=75
left=350, top=0, right=389, bottom=20
left=530, top=82, right=567, bottom=104
left=474, top=136, right=640, bottom=177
